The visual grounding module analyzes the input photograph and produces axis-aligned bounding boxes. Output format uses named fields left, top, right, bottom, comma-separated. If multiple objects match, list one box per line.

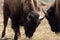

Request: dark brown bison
left=1, top=0, right=44, bottom=40
left=42, top=0, right=60, bottom=33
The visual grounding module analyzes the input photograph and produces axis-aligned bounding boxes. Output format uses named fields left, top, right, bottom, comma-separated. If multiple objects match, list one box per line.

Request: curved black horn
left=41, top=7, right=48, bottom=16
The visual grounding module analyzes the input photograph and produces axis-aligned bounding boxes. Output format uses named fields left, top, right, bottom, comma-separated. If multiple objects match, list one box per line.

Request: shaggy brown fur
left=1, top=0, right=42, bottom=40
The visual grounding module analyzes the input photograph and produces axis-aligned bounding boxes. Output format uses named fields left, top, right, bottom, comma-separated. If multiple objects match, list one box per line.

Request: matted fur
left=1, top=0, right=41, bottom=40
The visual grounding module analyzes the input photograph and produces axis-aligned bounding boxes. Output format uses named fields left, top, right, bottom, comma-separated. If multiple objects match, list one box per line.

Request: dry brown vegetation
left=0, top=0, right=60, bottom=40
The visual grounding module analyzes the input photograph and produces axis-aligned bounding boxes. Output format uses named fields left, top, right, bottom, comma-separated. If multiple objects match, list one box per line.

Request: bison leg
left=1, top=4, right=10, bottom=38
left=1, top=16, right=9, bottom=38
left=11, top=16, right=20, bottom=40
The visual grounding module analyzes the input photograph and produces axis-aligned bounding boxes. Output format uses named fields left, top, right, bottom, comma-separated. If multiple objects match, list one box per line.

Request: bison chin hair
left=24, top=24, right=37, bottom=38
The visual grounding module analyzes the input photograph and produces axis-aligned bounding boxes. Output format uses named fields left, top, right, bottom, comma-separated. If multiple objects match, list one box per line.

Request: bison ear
left=26, top=15, right=31, bottom=22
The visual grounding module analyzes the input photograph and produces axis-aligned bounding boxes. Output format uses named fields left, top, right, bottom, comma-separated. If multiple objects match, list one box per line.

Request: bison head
left=24, top=11, right=44, bottom=38
left=42, top=4, right=60, bottom=33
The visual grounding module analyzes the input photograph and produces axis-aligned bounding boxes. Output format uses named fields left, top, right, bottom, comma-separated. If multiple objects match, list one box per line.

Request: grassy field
left=0, top=1, right=60, bottom=40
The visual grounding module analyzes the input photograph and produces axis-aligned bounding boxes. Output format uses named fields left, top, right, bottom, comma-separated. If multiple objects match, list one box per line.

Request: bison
left=42, top=0, right=60, bottom=33
left=1, top=0, right=44, bottom=40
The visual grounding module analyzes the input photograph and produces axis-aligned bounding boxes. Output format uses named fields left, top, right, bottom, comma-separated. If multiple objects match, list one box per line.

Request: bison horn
left=39, top=16, right=45, bottom=21
left=41, top=7, right=48, bottom=16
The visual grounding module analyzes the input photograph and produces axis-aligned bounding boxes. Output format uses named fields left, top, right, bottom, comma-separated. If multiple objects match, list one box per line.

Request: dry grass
left=0, top=1, right=60, bottom=40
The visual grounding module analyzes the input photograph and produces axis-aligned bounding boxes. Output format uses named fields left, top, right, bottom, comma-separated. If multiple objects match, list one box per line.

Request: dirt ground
left=0, top=0, right=60, bottom=40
